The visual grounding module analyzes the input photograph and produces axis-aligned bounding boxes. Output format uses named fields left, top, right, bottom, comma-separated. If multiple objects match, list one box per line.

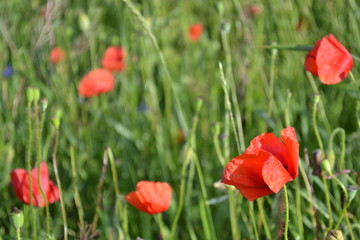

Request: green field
left=1, top=0, right=360, bottom=239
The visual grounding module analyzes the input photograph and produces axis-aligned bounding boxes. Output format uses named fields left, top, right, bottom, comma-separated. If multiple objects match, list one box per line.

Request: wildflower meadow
left=1, top=0, right=360, bottom=239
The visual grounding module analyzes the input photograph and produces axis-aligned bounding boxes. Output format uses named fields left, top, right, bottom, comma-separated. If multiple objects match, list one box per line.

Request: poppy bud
left=312, top=149, right=323, bottom=176
left=10, top=207, right=24, bottom=229
left=196, top=97, right=203, bottom=112
left=320, top=159, right=332, bottom=174
left=325, top=230, right=344, bottom=240
left=348, top=185, right=358, bottom=203
left=33, top=88, right=40, bottom=102
left=327, top=149, right=335, bottom=169
left=215, top=2, right=224, bottom=15
left=51, top=116, right=61, bottom=129
left=79, top=12, right=90, bottom=33
left=26, top=87, right=35, bottom=103
left=40, top=99, right=48, bottom=112
left=220, top=20, right=231, bottom=34
left=314, top=94, right=320, bottom=104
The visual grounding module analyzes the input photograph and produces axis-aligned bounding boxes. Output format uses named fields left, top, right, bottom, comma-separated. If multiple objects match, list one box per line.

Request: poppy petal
left=125, top=192, right=150, bottom=214
left=262, top=155, right=293, bottom=193
left=316, top=34, right=354, bottom=84
left=221, top=152, right=270, bottom=188
left=280, top=126, right=299, bottom=179
left=232, top=184, right=274, bottom=202
left=245, top=133, right=289, bottom=169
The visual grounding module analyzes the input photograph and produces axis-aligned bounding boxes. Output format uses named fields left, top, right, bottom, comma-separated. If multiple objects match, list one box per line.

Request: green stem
left=249, top=202, right=259, bottom=240
left=170, top=99, right=202, bottom=239
left=312, top=94, right=325, bottom=155
left=70, top=146, right=85, bottom=229
left=349, top=72, right=360, bottom=129
left=122, top=0, right=188, bottom=133
left=267, top=44, right=278, bottom=119
left=328, top=128, right=346, bottom=170
left=332, top=173, right=354, bottom=240
left=283, top=184, right=289, bottom=240
left=107, top=147, right=127, bottom=238
left=285, top=90, right=292, bottom=126
left=313, top=94, right=333, bottom=229
left=52, top=129, right=68, bottom=240
left=91, top=150, right=108, bottom=233
left=322, top=173, right=333, bottom=230
left=35, top=102, right=50, bottom=236
left=156, top=214, right=167, bottom=240
left=256, top=198, right=271, bottom=239
left=219, top=62, right=241, bottom=154
left=26, top=102, right=36, bottom=240
left=16, top=229, right=21, bottom=240
left=220, top=30, right=245, bottom=152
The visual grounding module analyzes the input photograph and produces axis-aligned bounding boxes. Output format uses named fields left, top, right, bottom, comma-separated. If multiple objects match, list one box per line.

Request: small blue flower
left=3, top=65, right=13, bottom=78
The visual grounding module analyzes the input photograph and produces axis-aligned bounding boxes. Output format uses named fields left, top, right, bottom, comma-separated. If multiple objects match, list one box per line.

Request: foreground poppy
left=78, top=68, right=115, bottom=97
left=221, top=127, right=299, bottom=201
left=10, top=162, right=60, bottom=207
left=304, top=34, right=353, bottom=85
left=50, top=47, right=66, bottom=64
left=101, top=46, right=126, bottom=72
left=125, top=181, right=172, bottom=214
left=188, top=23, right=203, bottom=42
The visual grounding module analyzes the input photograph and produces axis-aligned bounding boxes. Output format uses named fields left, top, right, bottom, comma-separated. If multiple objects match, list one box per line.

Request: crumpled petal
left=304, top=34, right=353, bottom=84
left=125, top=181, right=172, bottom=214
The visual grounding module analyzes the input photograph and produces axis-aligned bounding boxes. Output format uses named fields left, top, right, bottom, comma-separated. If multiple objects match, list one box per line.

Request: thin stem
left=332, top=173, right=354, bottom=240
left=322, top=173, right=333, bottom=230
left=156, top=214, right=167, bottom=240
left=121, top=0, right=188, bottom=132
left=312, top=95, right=325, bottom=155
left=35, top=102, right=50, bottom=236
left=328, top=128, right=346, bottom=170
left=219, top=62, right=241, bottom=154
left=220, top=30, right=245, bottom=152
left=267, top=45, right=278, bottom=119
left=349, top=72, right=360, bottom=129
left=15, top=228, right=21, bottom=240
left=313, top=94, right=333, bottom=229
left=107, top=147, right=127, bottom=238
left=285, top=90, right=292, bottom=126
left=70, top=146, right=85, bottom=229
left=91, top=150, right=108, bottom=233
left=170, top=99, right=202, bottom=239
left=249, top=202, right=259, bottom=240
left=256, top=198, right=271, bottom=239
left=283, top=184, right=289, bottom=240
left=26, top=102, right=36, bottom=240
left=52, top=129, right=68, bottom=240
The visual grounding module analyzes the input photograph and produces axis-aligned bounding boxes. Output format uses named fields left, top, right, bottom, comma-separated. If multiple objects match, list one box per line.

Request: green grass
left=0, top=0, right=360, bottom=239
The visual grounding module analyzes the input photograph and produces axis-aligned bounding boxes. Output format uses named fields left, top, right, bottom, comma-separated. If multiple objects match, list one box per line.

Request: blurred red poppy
left=10, top=162, right=60, bottom=207
left=188, top=23, right=203, bottom=42
left=50, top=47, right=66, bottom=64
left=248, top=5, right=262, bottom=16
left=125, top=181, right=172, bottom=214
left=78, top=68, right=115, bottom=97
left=304, top=34, right=354, bottom=85
left=221, top=127, right=299, bottom=201
left=101, top=46, right=126, bottom=72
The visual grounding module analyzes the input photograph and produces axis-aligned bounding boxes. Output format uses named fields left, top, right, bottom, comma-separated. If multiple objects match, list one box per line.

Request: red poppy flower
left=78, top=68, right=115, bottom=97
left=50, top=47, right=66, bottom=64
left=101, top=46, right=126, bottom=72
left=188, top=23, right=203, bottom=42
left=221, top=127, right=299, bottom=201
left=304, top=34, right=354, bottom=85
left=125, top=181, right=172, bottom=215
left=10, top=162, right=60, bottom=207
left=248, top=5, right=262, bottom=16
